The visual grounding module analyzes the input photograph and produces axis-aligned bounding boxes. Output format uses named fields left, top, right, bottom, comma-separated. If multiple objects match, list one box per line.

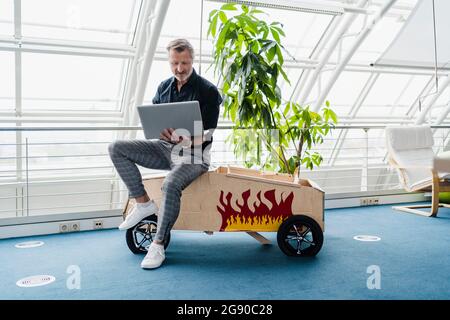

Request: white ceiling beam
left=121, top=0, right=171, bottom=132
left=149, top=49, right=450, bottom=76
left=0, top=18, right=132, bottom=35
left=0, top=35, right=135, bottom=52
left=14, top=0, right=23, bottom=182
left=121, top=0, right=157, bottom=129
left=0, top=117, right=123, bottom=124
left=128, top=0, right=171, bottom=128
left=207, top=0, right=344, bottom=15
left=0, top=45, right=133, bottom=59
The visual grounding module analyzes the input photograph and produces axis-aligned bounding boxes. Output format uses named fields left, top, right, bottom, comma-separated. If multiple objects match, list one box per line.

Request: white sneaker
left=141, top=242, right=165, bottom=269
left=119, top=201, right=158, bottom=230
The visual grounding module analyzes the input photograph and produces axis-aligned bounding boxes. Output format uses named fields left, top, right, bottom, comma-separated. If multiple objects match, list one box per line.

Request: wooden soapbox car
left=123, top=166, right=325, bottom=257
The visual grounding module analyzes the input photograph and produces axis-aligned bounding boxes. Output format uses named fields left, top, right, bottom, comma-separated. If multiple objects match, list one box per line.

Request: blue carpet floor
left=1, top=204, right=449, bottom=300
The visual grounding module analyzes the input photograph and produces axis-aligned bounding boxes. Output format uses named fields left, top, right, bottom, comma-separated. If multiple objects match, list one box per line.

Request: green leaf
left=330, top=109, right=338, bottom=123
left=230, top=100, right=237, bottom=122
left=291, top=103, right=299, bottom=114
left=218, top=11, right=228, bottom=24
left=272, top=26, right=285, bottom=37
left=216, top=22, right=229, bottom=50
left=261, top=40, right=276, bottom=52
left=268, top=64, right=278, bottom=87
left=274, top=85, right=282, bottom=102
left=250, top=9, right=264, bottom=15
left=275, top=45, right=284, bottom=65
left=209, top=9, right=218, bottom=20
left=274, top=111, right=281, bottom=122
left=267, top=45, right=277, bottom=62
left=278, top=65, right=290, bottom=84
left=221, top=3, right=237, bottom=11
left=238, top=15, right=258, bottom=34
left=209, top=14, right=219, bottom=37
left=284, top=102, right=291, bottom=116
left=270, top=27, right=281, bottom=43
left=270, top=22, right=283, bottom=27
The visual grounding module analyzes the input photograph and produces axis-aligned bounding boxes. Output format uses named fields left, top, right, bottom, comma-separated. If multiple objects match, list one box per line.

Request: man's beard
left=176, top=70, right=192, bottom=82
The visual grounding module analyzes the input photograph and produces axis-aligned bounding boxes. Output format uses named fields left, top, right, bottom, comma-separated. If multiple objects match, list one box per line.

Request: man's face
left=169, top=49, right=193, bottom=83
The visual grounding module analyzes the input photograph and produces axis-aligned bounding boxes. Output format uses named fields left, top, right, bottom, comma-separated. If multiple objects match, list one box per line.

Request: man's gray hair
left=166, top=38, right=195, bottom=60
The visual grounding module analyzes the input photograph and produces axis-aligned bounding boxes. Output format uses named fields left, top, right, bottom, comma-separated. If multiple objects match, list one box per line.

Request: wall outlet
left=93, top=220, right=103, bottom=229
left=360, top=197, right=380, bottom=206
left=69, top=221, right=80, bottom=232
left=59, top=223, right=70, bottom=233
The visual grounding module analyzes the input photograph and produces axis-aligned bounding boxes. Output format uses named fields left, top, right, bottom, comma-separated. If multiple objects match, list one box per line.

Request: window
left=0, top=0, right=14, bottom=36
left=0, top=130, right=16, bottom=183
left=21, top=0, right=141, bottom=45
left=0, top=52, right=15, bottom=113
left=22, top=52, right=126, bottom=111
left=327, top=71, right=372, bottom=116
left=20, top=125, right=115, bottom=180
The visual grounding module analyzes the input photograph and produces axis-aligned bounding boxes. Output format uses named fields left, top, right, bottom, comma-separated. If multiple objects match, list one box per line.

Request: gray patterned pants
left=108, top=139, right=209, bottom=242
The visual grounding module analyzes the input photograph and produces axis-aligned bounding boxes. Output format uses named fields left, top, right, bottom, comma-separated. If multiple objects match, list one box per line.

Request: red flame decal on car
left=217, top=189, right=294, bottom=231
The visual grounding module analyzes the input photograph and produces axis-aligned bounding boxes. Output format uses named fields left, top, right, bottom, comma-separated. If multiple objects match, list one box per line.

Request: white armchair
left=385, top=125, right=450, bottom=217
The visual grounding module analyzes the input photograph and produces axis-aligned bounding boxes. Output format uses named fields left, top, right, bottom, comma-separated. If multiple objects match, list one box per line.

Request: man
left=109, top=39, right=222, bottom=269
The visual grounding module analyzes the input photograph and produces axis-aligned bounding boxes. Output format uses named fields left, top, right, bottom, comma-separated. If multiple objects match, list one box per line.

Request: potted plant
left=208, top=3, right=337, bottom=180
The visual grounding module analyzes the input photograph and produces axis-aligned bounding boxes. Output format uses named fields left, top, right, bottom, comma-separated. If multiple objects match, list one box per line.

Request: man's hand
left=160, top=128, right=191, bottom=146
left=178, top=135, right=192, bottom=148
left=160, top=128, right=177, bottom=143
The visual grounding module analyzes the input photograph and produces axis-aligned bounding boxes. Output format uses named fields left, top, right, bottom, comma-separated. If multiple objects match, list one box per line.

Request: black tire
left=277, top=215, right=323, bottom=257
left=125, top=214, right=170, bottom=254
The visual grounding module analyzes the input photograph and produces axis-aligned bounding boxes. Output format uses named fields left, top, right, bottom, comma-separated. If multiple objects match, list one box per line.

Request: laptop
left=137, top=101, right=203, bottom=139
